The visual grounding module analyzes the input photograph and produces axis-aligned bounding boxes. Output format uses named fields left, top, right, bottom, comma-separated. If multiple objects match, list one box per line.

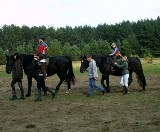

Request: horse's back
left=128, top=57, right=142, bottom=68
left=127, top=57, right=144, bottom=75
left=49, top=56, right=71, bottom=64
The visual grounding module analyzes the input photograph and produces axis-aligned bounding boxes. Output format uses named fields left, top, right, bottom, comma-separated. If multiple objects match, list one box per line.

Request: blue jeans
left=88, top=78, right=104, bottom=96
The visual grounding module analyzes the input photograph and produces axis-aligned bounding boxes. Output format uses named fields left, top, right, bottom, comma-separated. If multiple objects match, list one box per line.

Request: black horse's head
left=6, top=55, right=15, bottom=74
left=80, top=55, right=89, bottom=73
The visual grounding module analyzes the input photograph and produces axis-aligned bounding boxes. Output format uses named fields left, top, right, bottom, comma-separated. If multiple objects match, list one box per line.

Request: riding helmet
left=111, top=43, right=116, bottom=47
left=38, top=35, right=45, bottom=40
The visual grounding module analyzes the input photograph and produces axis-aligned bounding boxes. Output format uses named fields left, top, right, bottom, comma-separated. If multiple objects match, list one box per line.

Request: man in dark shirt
left=10, top=53, right=25, bottom=100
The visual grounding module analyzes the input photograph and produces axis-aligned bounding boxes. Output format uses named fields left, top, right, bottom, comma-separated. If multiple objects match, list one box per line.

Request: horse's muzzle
left=6, top=68, right=11, bottom=74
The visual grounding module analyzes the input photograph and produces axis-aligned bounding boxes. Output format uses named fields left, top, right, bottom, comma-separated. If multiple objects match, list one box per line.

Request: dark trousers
left=36, top=76, right=47, bottom=100
left=11, top=78, right=24, bottom=96
left=37, top=76, right=47, bottom=91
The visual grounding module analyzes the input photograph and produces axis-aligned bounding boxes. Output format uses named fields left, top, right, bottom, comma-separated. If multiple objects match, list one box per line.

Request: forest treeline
left=0, top=17, right=160, bottom=64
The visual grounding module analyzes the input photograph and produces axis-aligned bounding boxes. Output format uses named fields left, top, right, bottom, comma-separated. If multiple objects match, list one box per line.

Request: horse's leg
left=101, top=75, right=110, bottom=93
left=33, top=75, right=47, bottom=95
left=128, top=71, right=133, bottom=86
left=101, top=75, right=110, bottom=92
left=26, top=76, right=32, bottom=97
left=136, top=73, right=146, bottom=91
left=66, top=80, right=71, bottom=94
left=55, top=77, right=65, bottom=94
left=105, top=75, right=110, bottom=92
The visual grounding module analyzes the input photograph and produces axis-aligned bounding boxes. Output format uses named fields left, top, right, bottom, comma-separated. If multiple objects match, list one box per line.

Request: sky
left=0, top=0, right=160, bottom=28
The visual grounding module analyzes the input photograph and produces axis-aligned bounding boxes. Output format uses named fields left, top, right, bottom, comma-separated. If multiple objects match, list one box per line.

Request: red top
left=37, top=42, right=48, bottom=55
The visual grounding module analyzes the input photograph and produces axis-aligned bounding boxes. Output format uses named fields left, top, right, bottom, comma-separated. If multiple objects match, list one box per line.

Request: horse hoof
left=106, top=90, right=110, bottom=93
left=52, top=93, right=56, bottom=98
left=25, top=94, right=31, bottom=97
left=43, top=93, right=48, bottom=96
left=66, top=89, right=70, bottom=94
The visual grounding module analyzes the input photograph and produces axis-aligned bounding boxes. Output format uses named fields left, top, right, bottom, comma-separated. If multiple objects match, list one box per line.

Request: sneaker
left=123, top=90, right=129, bottom=95
left=9, top=96, right=17, bottom=100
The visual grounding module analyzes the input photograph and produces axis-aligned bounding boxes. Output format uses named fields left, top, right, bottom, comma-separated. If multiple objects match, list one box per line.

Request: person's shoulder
left=42, top=42, right=48, bottom=46
left=123, top=61, right=128, bottom=64
left=92, top=59, right=95, bottom=61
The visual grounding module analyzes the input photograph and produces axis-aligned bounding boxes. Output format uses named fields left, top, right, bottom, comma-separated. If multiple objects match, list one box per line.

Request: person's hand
left=94, top=77, right=98, bottom=81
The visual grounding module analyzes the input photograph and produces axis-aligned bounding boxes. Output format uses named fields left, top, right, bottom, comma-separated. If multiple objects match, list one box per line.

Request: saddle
left=45, top=58, right=49, bottom=65
left=109, top=57, right=122, bottom=73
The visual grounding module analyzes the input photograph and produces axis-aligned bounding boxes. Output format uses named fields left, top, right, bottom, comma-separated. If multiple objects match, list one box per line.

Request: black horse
left=6, top=54, right=75, bottom=97
left=80, top=55, right=146, bottom=92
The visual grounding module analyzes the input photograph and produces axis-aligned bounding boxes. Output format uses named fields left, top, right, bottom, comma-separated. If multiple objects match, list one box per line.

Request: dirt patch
left=0, top=74, right=160, bottom=132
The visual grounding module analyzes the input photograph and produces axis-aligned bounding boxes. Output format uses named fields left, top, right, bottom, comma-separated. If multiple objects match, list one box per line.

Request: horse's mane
left=92, top=55, right=114, bottom=66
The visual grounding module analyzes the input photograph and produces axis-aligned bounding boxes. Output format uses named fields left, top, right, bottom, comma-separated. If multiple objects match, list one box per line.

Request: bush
left=143, top=49, right=153, bottom=64
left=48, top=39, right=63, bottom=56
left=0, top=47, right=6, bottom=65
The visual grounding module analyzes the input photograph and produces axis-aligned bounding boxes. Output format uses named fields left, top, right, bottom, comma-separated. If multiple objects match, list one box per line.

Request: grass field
left=0, top=58, right=160, bottom=132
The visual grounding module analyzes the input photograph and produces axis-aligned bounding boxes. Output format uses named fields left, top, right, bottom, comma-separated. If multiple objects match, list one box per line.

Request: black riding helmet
left=38, top=35, right=45, bottom=41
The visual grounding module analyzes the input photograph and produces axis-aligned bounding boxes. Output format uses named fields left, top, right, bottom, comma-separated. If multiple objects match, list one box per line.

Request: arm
left=92, top=61, right=98, bottom=78
left=111, top=47, right=119, bottom=56
left=115, top=63, right=125, bottom=68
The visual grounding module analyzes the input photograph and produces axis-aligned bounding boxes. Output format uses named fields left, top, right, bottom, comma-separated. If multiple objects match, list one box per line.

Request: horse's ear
left=80, top=55, right=86, bottom=60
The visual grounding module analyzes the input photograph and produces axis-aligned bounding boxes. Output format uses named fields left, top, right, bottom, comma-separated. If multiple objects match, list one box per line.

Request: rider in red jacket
left=34, top=35, right=48, bottom=60
left=37, top=35, right=48, bottom=55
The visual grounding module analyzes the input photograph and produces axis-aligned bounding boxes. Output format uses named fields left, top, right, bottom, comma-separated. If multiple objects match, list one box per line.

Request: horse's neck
left=21, top=55, right=34, bottom=64
left=93, top=56, right=102, bottom=66
left=106, top=57, right=114, bottom=65
left=94, top=56, right=113, bottom=67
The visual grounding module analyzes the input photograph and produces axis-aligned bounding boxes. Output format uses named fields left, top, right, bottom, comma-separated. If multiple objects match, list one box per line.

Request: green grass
left=0, top=65, right=9, bottom=78
left=0, top=71, right=11, bottom=77
left=143, top=63, right=160, bottom=74
left=140, top=58, right=160, bottom=74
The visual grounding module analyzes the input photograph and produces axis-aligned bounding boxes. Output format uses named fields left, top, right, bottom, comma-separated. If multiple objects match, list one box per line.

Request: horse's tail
left=134, top=57, right=147, bottom=88
left=65, top=56, right=75, bottom=85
